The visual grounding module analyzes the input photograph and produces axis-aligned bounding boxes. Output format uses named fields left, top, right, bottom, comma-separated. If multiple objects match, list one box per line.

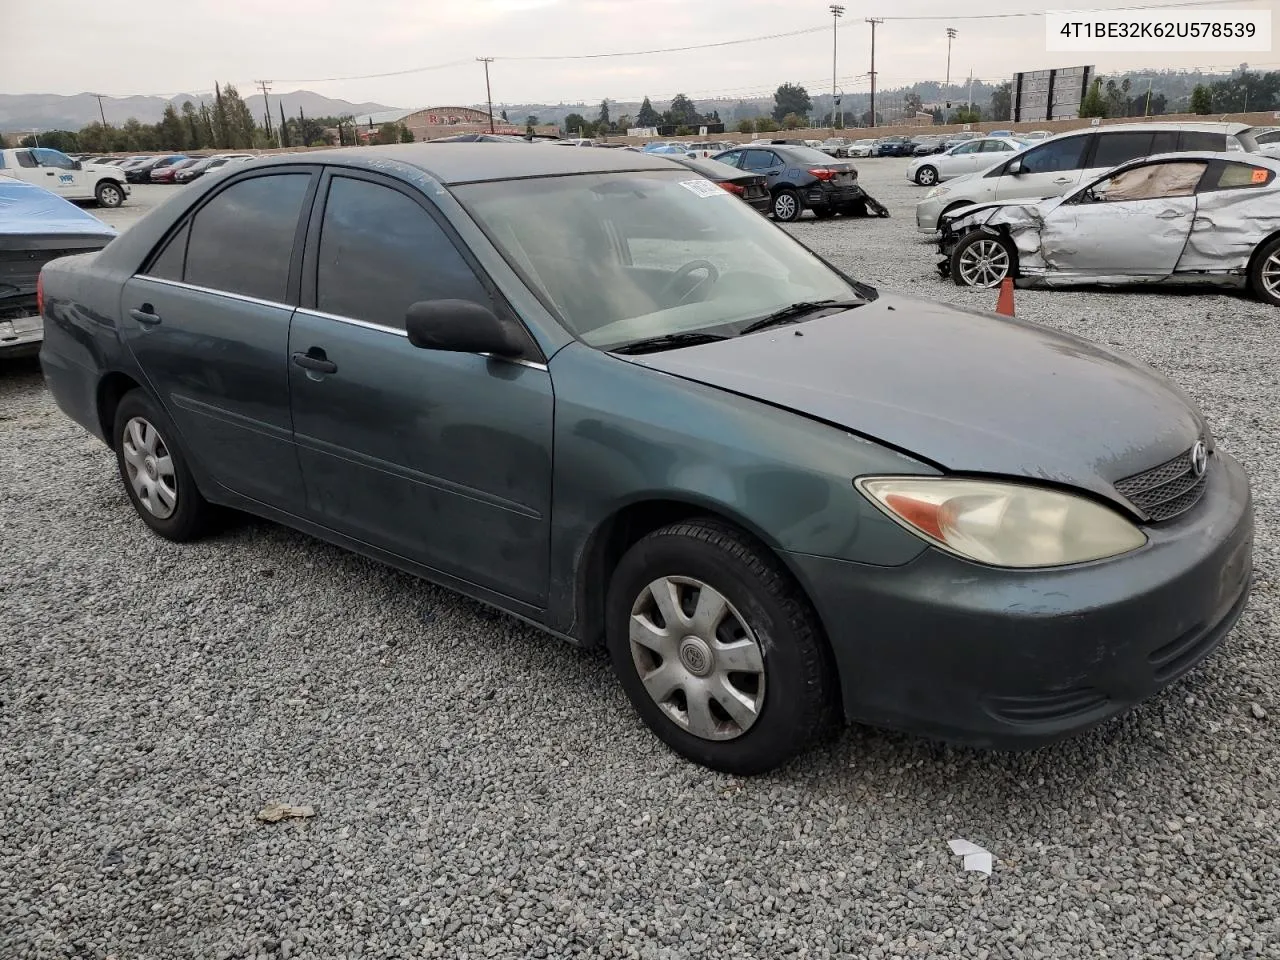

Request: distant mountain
left=0, top=90, right=401, bottom=132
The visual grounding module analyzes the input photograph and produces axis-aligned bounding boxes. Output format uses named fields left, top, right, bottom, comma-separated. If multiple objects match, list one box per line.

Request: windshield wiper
left=610, top=331, right=731, bottom=355
left=739, top=299, right=865, bottom=335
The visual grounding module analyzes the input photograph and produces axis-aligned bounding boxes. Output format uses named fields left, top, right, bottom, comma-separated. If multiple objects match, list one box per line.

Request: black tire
left=112, top=390, right=212, bottom=541
left=95, top=181, right=124, bottom=208
left=915, top=165, right=939, bottom=186
left=949, top=230, right=1016, bottom=288
left=812, top=206, right=836, bottom=220
left=605, top=518, right=836, bottom=775
left=772, top=188, right=802, bottom=222
left=1248, top=235, right=1280, bottom=307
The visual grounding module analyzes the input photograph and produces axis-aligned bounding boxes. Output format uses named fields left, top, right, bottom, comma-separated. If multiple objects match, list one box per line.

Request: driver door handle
left=130, top=305, right=162, bottom=326
left=1156, top=210, right=1186, bottom=219
left=292, top=350, right=337, bottom=374
left=1053, top=177, right=1073, bottom=183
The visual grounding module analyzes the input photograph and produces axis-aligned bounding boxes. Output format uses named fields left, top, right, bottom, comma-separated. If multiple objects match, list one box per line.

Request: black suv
left=712, top=144, right=887, bottom=221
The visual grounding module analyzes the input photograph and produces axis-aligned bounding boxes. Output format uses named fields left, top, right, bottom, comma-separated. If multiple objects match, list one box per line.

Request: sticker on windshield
left=679, top=179, right=728, bottom=198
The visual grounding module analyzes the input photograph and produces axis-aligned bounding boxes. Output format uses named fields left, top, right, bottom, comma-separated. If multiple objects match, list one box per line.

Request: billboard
left=1013, top=66, right=1095, bottom=122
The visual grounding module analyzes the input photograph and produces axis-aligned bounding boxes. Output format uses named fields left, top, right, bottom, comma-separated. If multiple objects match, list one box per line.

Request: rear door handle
left=130, top=305, right=162, bottom=325
left=1053, top=177, right=1073, bottom=183
left=292, top=350, right=337, bottom=374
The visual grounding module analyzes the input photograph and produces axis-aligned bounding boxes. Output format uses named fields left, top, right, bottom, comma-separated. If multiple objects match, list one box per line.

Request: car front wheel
left=772, top=188, right=802, bottom=222
left=1249, top=235, right=1280, bottom=307
left=950, top=231, right=1016, bottom=288
left=95, top=181, right=124, bottom=208
left=915, top=165, right=939, bottom=186
left=605, top=519, right=836, bottom=775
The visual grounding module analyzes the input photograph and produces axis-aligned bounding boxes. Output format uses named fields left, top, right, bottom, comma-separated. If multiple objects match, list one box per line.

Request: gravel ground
left=2, top=163, right=1277, bottom=960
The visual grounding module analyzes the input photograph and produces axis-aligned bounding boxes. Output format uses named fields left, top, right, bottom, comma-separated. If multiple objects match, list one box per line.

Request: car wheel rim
left=920, top=169, right=936, bottom=185
left=1262, top=251, right=1280, bottom=299
left=958, top=239, right=1011, bottom=288
left=628, top=576, right=766, bottom=742
left=775, top=194, right=796, bottom=219
left=121, top=416, right=178, bottom=519
left=103, top=186, right=120, bottom=205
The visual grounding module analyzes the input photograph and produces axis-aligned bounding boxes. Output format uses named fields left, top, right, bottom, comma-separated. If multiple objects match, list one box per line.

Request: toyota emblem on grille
left=1191, top=440, right=1208, bottom=478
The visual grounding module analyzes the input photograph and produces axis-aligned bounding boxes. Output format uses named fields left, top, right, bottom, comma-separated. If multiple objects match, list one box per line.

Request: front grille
left=1114, top=445, right=1208, bottom=522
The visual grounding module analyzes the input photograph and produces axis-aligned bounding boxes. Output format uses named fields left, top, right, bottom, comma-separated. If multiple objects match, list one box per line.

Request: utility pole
left=477, top=58, right=496, bottom=133
left=945, top=28, right=957, bottom=123
left=866, top=18, right=883, bottom=129
left=967, top=70, right=975, bottom=115
left=1143, top=77, right=1154, bottom=116
left=829, top=5, right=844, bottom=130
left=255, top=80, right=277, bottom=145
left=93, top=93, right=108, bottom=127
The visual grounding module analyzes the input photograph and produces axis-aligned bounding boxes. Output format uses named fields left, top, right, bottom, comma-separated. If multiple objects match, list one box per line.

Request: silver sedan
left=937, top=152, right=1280, bottom=307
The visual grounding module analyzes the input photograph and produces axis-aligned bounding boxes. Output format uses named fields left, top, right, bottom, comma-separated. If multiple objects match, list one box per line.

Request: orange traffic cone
left=995, top=277, right=1015, bottom=317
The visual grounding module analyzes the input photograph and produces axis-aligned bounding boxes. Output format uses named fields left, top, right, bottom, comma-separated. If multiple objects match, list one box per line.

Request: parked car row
left=67, top=152, right=257, bottom=185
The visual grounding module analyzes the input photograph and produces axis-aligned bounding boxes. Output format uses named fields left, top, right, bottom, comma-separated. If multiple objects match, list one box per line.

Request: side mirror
left=404, top=299, right=528, bottom=358
left=73, top=160, right=83, bottom=171
left=1008, top=159, right=1024, bottom=175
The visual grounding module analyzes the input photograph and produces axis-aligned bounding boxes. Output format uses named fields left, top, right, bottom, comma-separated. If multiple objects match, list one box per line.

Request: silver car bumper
left=0, top=314, right=43, bottom=358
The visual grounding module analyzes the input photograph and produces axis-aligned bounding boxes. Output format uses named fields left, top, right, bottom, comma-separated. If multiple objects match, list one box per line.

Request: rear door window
left=315, top=176, right=490, bottom=330
left=742, top=150, right=777, bottom=171
left=1091, top=131, right=1155, bottom=169
left=184, top=172, right=311, bottom=302
left=1018, top=135, right=1089, bottom=174
left=13, top=150, right=37, bottom=168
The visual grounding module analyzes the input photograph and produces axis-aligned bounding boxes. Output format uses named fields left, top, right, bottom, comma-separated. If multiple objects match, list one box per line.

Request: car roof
left=252, top=142, right=685, bottom=185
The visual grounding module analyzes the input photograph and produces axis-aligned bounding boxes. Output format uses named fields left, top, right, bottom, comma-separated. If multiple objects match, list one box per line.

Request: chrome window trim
left=133, top=274, right=290, bottom=311
left=295, top=307, right=409, bottom=338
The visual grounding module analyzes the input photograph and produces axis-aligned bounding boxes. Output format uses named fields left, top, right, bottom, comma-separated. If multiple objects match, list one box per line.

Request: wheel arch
left=571, top=495, right=811, bottom=650
left=1245, top=228, right=1280, bottom=279
left=96, top=370, right=144, bottom=441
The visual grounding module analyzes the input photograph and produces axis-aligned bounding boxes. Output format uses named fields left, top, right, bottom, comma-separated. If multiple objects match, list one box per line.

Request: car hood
left=625, top=294, right=1204, bottom=508
left=948, top=194, right=1067, bottom=225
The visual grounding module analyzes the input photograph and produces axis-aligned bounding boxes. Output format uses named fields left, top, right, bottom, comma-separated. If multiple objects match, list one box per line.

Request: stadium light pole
left=830, top=5, right=845, bottom=131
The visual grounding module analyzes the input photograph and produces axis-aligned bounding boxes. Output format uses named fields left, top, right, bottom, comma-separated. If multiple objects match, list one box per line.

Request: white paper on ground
left=948, top=838, right=994, bottom=875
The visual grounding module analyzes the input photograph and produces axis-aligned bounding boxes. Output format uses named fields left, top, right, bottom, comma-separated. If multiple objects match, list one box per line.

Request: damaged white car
left=938, top=152, right=1280, bottom=307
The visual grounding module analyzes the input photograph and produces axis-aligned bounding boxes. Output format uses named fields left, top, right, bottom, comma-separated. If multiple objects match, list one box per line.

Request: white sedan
left=846, top=139, right=877, bottom=157
left=937, top=151, right=1280, bottom=306
left=906, top=137, right=1026, bottom=187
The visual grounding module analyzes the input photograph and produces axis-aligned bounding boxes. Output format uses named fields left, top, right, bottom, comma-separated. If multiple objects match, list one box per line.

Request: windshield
left=455, top=170, right=866, bottom=349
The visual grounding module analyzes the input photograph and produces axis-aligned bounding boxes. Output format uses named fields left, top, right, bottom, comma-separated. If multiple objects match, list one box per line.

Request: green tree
left=953, top=107, right=982, bottom=124
left=1189, top=84, right=1213, bottom=114
left=220, top=84, right=257, bottom=149
left=180, top=101, right=204, bottom=149
left=1079, top=78, right=1108, bottom=118
left=399, top=124, right=414, bottom=143
left=212, top=84, right=231, bottom=148
left=121, top=117, right=156, bottom=151
left=989, top=82, right=1012, bottom=122
left=280, top=103, right=290, bottom=147
left=755, top=116, right=779, bottom=133
left=501, top=109, right=508, bottom=122
left=597, top=99, right=611, bottom=130
left=374, top=122, right=401, bottom=144
left=24, top=130, right=80, bottom=151
left=637, top=96, right=660, bottom=126
left=772, top=83, right=812, bottom=123
left=525, top=114, right=538, bottom=127
left=904, top=92, right=923, bottom=116
left=674, top=124, right=692, bottom=136
left=736, top=118, right=755, bottom=134
left=782, top=112, right=803, bottom=130
left=157, top=103, right=187, bottom=151
left=667, top=94, right=700, bottom=126
left=562, top=112, right=588, bottom=136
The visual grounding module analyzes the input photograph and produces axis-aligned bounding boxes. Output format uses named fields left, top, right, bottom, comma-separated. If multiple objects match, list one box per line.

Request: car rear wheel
left=605, top=518, right=836, bottom=775
left=113, top=390, right=213, bottom=541
left=95, top=181, right=124, bottom=208
left=915, top=165, right=939, bottom=186
left=1249, top=235, right=1280, bottom=307
left=772, top=188, right=802, bottom=222
left=951, top=231, right=1016, bottom=288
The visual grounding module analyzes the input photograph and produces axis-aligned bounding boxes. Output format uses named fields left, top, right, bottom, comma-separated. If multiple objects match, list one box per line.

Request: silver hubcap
left=919, top=168, right=936, bottom=184
left=1262, top=251, right=1280, bottom=299
left=774, top=194, right=797, bottom=219
left=102, top=186, right=120, bottom=205
left=628, top=576, right=766, bottom=742
left=121, top=416, right=178, bottom=519
left=958, top=238, right=1011, bottom=288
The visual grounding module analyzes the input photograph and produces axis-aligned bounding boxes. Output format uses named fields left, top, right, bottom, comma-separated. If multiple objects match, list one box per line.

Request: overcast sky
left=12, top=0, right=1279, bottom=107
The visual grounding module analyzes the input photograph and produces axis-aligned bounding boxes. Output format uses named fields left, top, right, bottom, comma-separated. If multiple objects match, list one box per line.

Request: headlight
left=856, top=477, right=1146, bottom=568
left=925, top=186, right=949, bottom=200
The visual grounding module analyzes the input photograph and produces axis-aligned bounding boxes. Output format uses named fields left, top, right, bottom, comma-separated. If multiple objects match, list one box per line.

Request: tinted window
left=1092, top=131, right=1154, bottom=169
left=980, top=140, right=1014, bottom=153
left=715, top=150, right=743, bottom=168
left=1201, top=162, right=1274, bottom=191
left=14, top=150, right=36, bottom=168
left=1178, top=131, right=1224, bottom=152
left=779, top=146, right=842, bottom=165
left=742, top=150, right=777, bottom=171
left=316, top=176, right=489, bottom=330
left=147, top=222, right=189, bottom=281
left=1151, top=131, right=1179, bottom=154
left=184, top=173, right=309, bottom=302
left=1019, top=135, right=1088, bottom=174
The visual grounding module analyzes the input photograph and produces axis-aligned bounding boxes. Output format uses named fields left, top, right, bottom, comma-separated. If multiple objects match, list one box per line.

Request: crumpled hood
left=627, top=294, right=1205, bottom=508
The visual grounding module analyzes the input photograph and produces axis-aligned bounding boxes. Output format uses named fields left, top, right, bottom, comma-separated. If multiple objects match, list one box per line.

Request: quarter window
left=315, top=176, right=489, bottom=330
left=1201, top=162, right=1274, bottom=191
left=13, top=151, right=37, bottom=169
left=1018, top=135, right=1088, bottom=174
left=184, top=173, right=310, bottom=302
left=1179, top=131, right=1225, bottom=152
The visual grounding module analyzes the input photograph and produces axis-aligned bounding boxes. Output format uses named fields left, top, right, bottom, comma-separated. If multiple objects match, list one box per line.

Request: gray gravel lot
left=3, top=163, right=1278, bottom=960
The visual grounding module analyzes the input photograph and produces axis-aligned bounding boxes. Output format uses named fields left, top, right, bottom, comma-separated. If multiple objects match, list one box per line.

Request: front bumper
left=915, top=195, right=949, bottom=232
left=788, top=452, right=1253, bottom=749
